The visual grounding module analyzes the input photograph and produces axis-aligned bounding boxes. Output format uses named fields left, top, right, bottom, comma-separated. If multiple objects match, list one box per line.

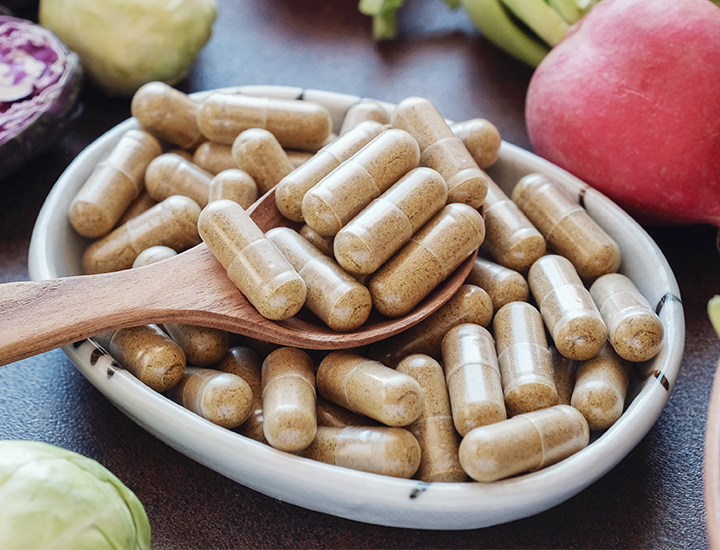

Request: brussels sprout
left=39, top=0, right=217, bottom=97
left=0, top=15, right=83, bottom=179
left=0, top=440, right=151, bottom=550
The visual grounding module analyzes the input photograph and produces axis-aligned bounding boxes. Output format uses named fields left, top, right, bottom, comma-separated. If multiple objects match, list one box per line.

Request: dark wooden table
left=2, top=1, right=719, bottom=548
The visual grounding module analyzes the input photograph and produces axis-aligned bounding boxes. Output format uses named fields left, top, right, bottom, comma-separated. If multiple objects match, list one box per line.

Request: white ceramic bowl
left=28, top=86, right=684, bottom=530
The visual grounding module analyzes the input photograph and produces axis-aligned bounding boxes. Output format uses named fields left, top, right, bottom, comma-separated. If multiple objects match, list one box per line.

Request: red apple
left=525, top=0, right=720, bottom=227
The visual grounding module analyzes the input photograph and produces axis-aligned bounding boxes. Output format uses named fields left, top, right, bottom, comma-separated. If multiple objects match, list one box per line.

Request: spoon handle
left=0, top=268, right=178, bottom=366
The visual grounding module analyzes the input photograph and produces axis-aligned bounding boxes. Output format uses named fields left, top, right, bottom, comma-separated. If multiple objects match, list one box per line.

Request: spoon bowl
left=0, top=184, right=476, bottom=367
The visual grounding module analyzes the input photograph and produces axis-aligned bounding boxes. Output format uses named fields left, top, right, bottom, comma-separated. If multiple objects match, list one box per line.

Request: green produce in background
left=0, top=440, right=151, bottom=550
left=360, top=0, right=720, bottom=66
left=38, top=0, right=217, bottom=96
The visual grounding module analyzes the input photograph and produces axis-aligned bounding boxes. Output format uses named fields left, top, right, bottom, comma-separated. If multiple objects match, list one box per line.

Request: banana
left=709, top=295, right=720, bottom=338
left=497, top=0, right=569, bottom=46
left=460, top=0, right=550, bottom=67
left=358, top=0, right=404, bottom=40
left=546, top=0, right=586, bottom=24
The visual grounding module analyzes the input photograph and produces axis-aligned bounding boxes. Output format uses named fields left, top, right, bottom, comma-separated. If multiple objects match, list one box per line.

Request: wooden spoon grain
left=0, top=189, right=477, bottom=367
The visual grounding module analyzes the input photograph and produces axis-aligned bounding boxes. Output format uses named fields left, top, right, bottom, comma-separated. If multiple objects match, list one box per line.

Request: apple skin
left=525, top=0, right=720, bottom=227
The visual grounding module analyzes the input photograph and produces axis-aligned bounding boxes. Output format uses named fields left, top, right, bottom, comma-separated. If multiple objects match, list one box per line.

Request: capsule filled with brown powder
left=467, top=255, right=529, bottom=310
left=208, top=168, right=258, bottom=209
left=145, top=152, right=213, bottom=208
left=450, top=118, right=502, bottom=169
left=163, top=323, right=229, bottom=367
left=231, top=128, right=294, bottom=194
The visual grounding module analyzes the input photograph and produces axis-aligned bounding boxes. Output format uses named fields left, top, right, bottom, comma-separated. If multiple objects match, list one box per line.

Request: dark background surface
left=2, top=1, right=719, bottom=548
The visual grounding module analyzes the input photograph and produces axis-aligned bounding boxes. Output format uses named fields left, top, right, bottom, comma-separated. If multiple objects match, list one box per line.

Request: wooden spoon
left=0, top=189, right=477, bottom=367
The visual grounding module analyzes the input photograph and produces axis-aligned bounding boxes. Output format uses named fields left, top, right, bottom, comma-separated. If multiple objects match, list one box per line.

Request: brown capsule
left=550, top=346, right=578, bottom=406
left=132, top=245, right=177, bottom=268
left=458, top=404, right=590, bottom=482
left=333, top=166, right=449, bottom=275
left=216, top=346, right=266, bottom=443
left=299, top=224, right=335, bottom=258
left=266, top=227, right=372, bottom=332
left=163, top=323, right=229, bottom=367
left=192, top=141, right=237, bottom=175
left=391, top=96, right=488, bottom=208
left=145, top=153, right=213, bottom=208
left=285, top=149, right=315, bottom=169
left=83, top=195, right=201, bottom=274
left=493, top=301, right=559, bottom=416
left=275, top=120, right=385, bottom=222
left=316, top=395, right=378, bottom=428
left=316, top=351, right=425, bottom=427
left=231, top=128, right=294, bottom=194
left=467, top=256, right=529, bottom=310
left=69, top=129, right=162, bottom=238
left=369, top=202, right=485, bottom=318
left=300, top=426, right=421, bottom=478
left=301, top=128, right=421, bottom=236
left=130, top=81, right=203, bottom=149
left=93, top=324, right=185, bottom=392
left=512, top=173, right=621, bottom=280
left=208, top=168, right=258, bottom=209
left=339, top=99, right=390, bottom=134
left=261, top=347, right=317, bottom=452
left=451, top=118, right=502, bottom=169
left=197, top=200, right=307, bottom=320
left=441, top=324, right=507, bottom=436
left=369, top=284, right=493, bottom=368
left=166, top=366, right=253, bottom=429
left=196, top=92, right=334, bottom=151
left=528, top=254, right=608, bottom=361
left=571, top=343, right=630, bottom=431
left=589, top=273, right=664, bottom=362
left=116, top=190, right=158, bottom=227
left=395, top=354, right=468, bottom=482
left=482, top=177, right=546, bottom=272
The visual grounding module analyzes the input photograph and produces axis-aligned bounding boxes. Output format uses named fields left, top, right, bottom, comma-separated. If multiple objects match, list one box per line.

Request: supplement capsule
left=571, top=343, right=630, bottom=431
left=130, top=81, right=203, bottom=149
left=482, top=177, right=546, bottom=272
left=196, top=92, right=334, bottom=151
left=458, top=404, right=590, bottom=482
left=369, top=284, right=493, bottom=367
left=493, top=301, right=558, bottom=416
left=266, top=227, right=372, bottom=332
left=166, top=366, right=253, bottom=429
left=192, top=141, right=236, bottom=175
left=316, top=351, right=425, bottom=427
left=512, top=173, right=622, bottom=280
left=300, top=426, right=421, bottom=478
left=275, top=120, right=385, bottom=222
left=299, top=224, right=335, bottom=257
left=132, top=245, right=177, bottom=268
left=450, top=118, right=502, bottom=169
left=145, top=153, right=213, bottom=208
left=94, top=324, right=185, bottom=392
left=316, top=396, right=378, bottom=428
left=589, top=273, right=664, bottom=362
left=333, top=167, right=448, bottom=275
left=231, top=128, right=294, bottom=194
left=528, top=254, right=608, bottom=361
left=163, top=323, right=229, bottom=367
left=261, top=347, right=317, bottom=452
left=286, top=149, right=314, bottom=169
left=339, top=99, right=390, bottom=134
left=467, top=256, right=529, bottom=310
left=550, top=345, right=578, bottom=406
left=83, top=195, right=202, bottom=274
left=301, top=128, right=420, bottom=236
left=391, top=96, right=488, bottom=208
left=116, top=189, right=158, bottom=227
left=369, top=202, right=485, bottom=318
left=70, top=129, right=162, bottom=238
left=441, top=324, right=507, bottom=436
left=208, top=168, right=258, bottom=209
left=197, top=200, right=307, bottom=320
left=216, top=346, right=266, bottom=443
left=395, top=354, right=467, bottom=482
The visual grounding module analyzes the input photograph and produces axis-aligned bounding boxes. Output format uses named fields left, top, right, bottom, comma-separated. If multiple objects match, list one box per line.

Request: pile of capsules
left=67, top=82, right=665, bottom=483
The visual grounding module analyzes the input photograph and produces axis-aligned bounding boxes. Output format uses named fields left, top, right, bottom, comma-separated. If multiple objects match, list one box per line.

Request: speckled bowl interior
left=28, top=86, right=685, bottom=530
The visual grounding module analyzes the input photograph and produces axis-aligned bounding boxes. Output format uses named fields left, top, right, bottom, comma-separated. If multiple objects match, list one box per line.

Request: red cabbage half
left=0, top=15, right=82, bottom=179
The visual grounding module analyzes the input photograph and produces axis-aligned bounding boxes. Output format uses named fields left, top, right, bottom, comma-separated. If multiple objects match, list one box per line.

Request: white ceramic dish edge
left=27, top=86, right=685, bottom=530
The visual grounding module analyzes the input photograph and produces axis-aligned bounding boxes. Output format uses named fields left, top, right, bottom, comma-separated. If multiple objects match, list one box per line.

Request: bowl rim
left=28, top=85, right=685, bottom=530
